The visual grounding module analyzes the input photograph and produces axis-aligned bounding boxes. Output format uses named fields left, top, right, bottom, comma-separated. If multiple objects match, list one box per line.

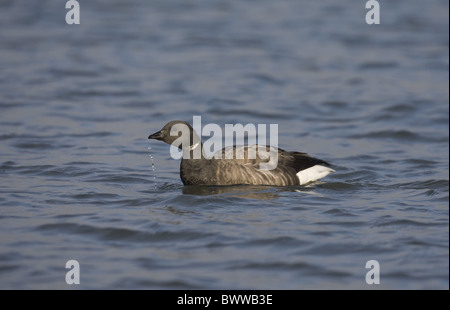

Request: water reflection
left=182, top=184, right=317, bottom=200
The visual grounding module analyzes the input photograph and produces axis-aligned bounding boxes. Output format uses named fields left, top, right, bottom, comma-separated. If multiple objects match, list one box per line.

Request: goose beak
left=148, top=131, right=163, bottom=140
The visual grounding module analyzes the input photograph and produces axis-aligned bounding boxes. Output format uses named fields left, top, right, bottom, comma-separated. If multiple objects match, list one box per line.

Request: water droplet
left=148, top=146, right=157, bottom=189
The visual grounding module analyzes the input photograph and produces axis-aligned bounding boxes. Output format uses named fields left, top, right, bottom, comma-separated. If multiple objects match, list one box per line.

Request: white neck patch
left=189, top=142, right=200, bottom=151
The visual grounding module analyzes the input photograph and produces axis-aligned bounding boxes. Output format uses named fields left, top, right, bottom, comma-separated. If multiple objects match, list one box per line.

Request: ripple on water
left=348, top=130, right=443, bottom=143
left=391, top=179, right=449, bottom=191
left=36, top=222, right=215, bottom=244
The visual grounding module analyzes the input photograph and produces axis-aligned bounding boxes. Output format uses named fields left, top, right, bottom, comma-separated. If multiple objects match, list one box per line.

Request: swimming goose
left=148, top=120, right=334, bottom=186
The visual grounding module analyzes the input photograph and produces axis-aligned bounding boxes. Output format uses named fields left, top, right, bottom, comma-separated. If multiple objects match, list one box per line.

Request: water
left=0, top=0, right=448, bottom=289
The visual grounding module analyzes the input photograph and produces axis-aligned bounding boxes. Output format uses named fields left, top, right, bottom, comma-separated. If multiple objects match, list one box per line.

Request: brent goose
left=148, top=121, right=335, bottom=186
